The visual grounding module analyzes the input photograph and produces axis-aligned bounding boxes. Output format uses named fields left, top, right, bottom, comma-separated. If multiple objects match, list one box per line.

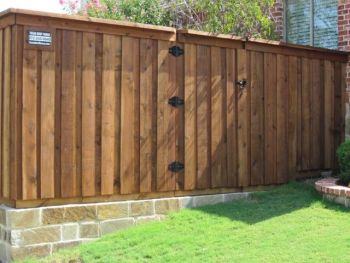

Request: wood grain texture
left=82, top=32, right=96, bottom=197
left=237, top=49, right=250, bottom=187
left=40, top=51, right=55, bottom=198
left=301, top=58, right=311, bottom=171
left=250, top=51, right=264, bottom=186
left=211, top=47, right=227, bottom=188
left=61, top=30, right=77, bottom=198
left=2, top=27, right=11, bottom=198
left=121, top=37, right=140, bottom=194
left=22, top=49, right=37, bottom=200
left=288, top=56, right=298, bottom=178
left=101, top=34, right=121, bottom=195
left=310, top=59, right=322, bottom=170
left=324, top=61, right=334, bottom=169
left=196, top=45, right=211, bottom=189
left=157, top=40, right=176, bottom=192
left=184, top=43, right=196, bottom=190
left=276, top=55, right=289, bottom=184
left=226, top=48, right=237, bottom=187
left=264, top=53, right=277, bottom=185
left=139, top=39, right=153, bottom=193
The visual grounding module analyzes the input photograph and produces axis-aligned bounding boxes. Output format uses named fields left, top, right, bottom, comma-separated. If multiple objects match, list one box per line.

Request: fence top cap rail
left=0, top=8, right=176, bottom=33
left=179, top=29, right=349, bottom=56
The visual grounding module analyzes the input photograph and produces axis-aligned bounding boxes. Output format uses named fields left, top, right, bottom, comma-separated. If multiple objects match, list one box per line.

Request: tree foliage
left=61, top=0, right=278, bottom=40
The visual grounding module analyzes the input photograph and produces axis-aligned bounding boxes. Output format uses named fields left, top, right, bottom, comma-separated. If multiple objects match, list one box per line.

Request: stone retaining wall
left=0, top=192, right=250, bottom=262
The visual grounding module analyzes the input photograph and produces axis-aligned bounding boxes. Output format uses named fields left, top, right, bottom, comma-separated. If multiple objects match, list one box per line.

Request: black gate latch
left=169, top=46, right=184, bottom=57
left=236, top=79, right=247, bottom=89
left=168, top=96, right=184, bottom=107
left=168, top=161, right=184, bottom=173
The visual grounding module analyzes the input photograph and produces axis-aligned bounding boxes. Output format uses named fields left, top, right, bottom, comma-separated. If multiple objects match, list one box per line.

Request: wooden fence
left=0, top=9, right=347, bottom=208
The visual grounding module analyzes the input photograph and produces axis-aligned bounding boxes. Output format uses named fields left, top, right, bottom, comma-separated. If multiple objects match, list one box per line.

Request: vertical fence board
left=175, top=42, right=185, bottom=191
left=184, top=44, right=196, bottom=190
left=61, top=30, right=77, bottom=198
left=22, top=50, right=37, bottom=200
left=10, top=26, right=23, bottom=200
left=0, top=30, right=3, bottom=197
left=40, top=51, right=55, bottom=199
left=226, top=48, right=237, bottom=187
left=157, top=41, right=176, bottom=192
left=324, top=61, right=334, bottom=169
left=139, top=39, right=153, bottom=193
left=237, top=49, right=250, bottom=186
left=211, top=47, right=226, bottom=188
left=196, top=45, right=211, bottom=189
left=2, top=27, right=11, bottom=198
left=82, top=32, right=96, bottom=197
left=250, top=51, right=264, bottom=186
left=310, top=59, right=322, bottom=170
left=276, top=55, right=288, bottom=183
left=288, top=56, right=298, bottom=178
left=301, top=58, right=311, bottom=171
left=264, top=53, right=277, bottom=184
left=121, top=37, right=140, bottom=194
left=101, top=35, right=121, bottom=195
left=75, top=32, right=83, bottom=198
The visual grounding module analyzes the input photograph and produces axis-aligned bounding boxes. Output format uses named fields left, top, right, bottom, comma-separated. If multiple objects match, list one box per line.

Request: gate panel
left=157, top=41, right=177, bottom=192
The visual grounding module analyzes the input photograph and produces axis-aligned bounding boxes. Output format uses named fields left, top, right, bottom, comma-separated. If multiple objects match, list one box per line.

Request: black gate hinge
left=168, top=96, right=184, bottom=107
left=168, top=161, right=184, bottom=173
left=169, top=46, right=184, bottom=57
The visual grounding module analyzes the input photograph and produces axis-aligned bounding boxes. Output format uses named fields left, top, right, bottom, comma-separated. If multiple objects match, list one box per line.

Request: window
left=285, top=0, right=338, bottom=49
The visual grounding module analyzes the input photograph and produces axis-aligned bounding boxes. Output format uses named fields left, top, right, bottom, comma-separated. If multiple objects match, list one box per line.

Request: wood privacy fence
left=0, top=9, right=347, bottom=208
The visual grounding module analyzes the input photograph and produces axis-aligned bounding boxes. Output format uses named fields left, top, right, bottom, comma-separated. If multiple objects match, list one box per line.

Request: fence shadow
left=191, top=182, right=350, bottom=225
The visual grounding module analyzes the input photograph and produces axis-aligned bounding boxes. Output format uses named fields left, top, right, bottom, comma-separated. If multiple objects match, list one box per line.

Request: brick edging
left=315, top=177, right=350, bottom=207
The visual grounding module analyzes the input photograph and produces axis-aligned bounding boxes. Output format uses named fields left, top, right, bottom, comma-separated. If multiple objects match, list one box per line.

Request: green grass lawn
left=22, top=181, right=350, bottom=263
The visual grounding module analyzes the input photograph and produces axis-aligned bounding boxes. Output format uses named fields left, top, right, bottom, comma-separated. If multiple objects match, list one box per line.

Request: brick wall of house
left=271, top=0, right=284, bottom=40
left=338, top=0, right=350, bottom=97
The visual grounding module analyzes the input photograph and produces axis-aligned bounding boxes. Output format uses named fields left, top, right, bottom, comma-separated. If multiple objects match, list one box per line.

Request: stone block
left=0, top=242, right=8, bottom=262
left=193, top=194, right=224, bottom=207
left=65, top=205, right=97, bottom=222
left=42, top=207, right=65, bottom=225
left=100, top=218, right=134, bottom=236
left=130, top=201, right=154, bottom=217
left=52, top=241, right=82, bottom=253
left=10, top=244, right=52, bottom=261
left=80, top=222, right=100, bottom=239
left=223, top=192, right=250, bottom=202
left=97, top=203, right=129, bottom=220
left=62, top=223, right=79, bottom=241
left=7, top=209, right=41, bottom=229
left=155, top=199, right=180, bottom=214
left=13, top=225, right=61, bottom=246
left=0, top=207, right=6, bottom=225
left=178, top=197, right=194, bottom=208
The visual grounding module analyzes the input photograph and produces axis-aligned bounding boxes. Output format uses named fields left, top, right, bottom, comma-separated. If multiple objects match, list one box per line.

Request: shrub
left=60, top=0, right=279, bottom=40
left=336, top=140, right=350, bottom=186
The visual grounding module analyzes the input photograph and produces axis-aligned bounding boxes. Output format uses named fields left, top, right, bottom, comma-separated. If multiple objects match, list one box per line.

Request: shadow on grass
left=192, top=181, right=350, bottom=225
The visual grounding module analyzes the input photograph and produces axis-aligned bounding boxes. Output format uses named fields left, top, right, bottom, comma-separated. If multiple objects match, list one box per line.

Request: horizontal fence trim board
left=15, top=14, right=176, bottom=42
left=245, top=42, right=348, bottom=63
left=0, top=14, right=15, bottom=29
